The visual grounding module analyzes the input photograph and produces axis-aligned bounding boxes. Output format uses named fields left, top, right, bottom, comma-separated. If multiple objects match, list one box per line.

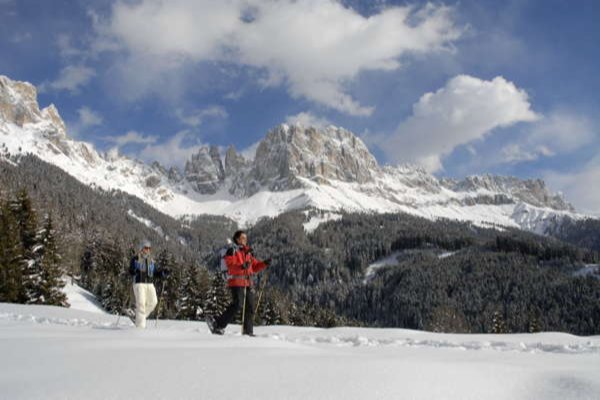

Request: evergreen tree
left=35, top=214, right=68, bottom=306
left=0, top=199, right=23, bottom=302
left=492, top=310, right=509, bottom=334
left=12, top=189, right=39, bottom=303
left=204, top=272, right=229, bottom=318
left=80, top=236, right=127, bottom=313
left=155, top=249, right=181, bottom=319
left=261, top=290, right=284, bottom=325
left=179, top=264, right=209, bottom=320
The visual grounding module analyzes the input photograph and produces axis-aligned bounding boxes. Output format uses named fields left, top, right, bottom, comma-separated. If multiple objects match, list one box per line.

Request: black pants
left=215, top=286, right=255, bottom=334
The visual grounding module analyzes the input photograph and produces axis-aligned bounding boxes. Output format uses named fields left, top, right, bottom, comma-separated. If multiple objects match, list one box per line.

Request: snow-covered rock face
left=0, top=74, right=591, bottom=232
left=0, top=76, right=42, bottom=126
left=254, top=124, right=379, bottom=190
left=184, top=145, right=225, bottom=194
left=443, top=175, right=574, bottom=212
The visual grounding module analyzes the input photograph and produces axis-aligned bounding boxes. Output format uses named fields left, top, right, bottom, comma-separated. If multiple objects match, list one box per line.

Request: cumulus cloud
left=175, top=106, right=228, bottom=128
left=285, top=112, right=332, bottom=129
left=39, top=65, right=95, bottom=94
left=105, top=131, right=158, bottom=147
left=544, top=155, right=600, bottom=215
left=138, top=131, right=205, bottom=167
left=384, top=75, right=539, bottom=172
left=93, top=0, right=461, bottom=115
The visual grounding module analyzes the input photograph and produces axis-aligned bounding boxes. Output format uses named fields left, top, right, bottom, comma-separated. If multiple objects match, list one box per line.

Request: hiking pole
left=240, top=284, right=248, bottom=334
left=154, top=280, right=167, bottom=328
left=254, top=269, right=270, bottom=318
left=115, top=287, right=132, bottom=327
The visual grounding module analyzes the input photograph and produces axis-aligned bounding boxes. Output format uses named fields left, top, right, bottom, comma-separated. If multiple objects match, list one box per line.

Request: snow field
left=0, top=303, right=598, bottom=400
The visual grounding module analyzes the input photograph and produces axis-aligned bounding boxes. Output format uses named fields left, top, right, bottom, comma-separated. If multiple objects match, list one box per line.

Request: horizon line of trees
left=1, top=185, right=598, bottom=335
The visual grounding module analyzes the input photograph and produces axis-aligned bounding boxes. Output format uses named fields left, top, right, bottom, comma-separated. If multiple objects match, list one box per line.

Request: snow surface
left=62, top=280, right=107, bottom=314
left=303, top=211, right=343, bottom=232
left=364, top=251, right=404, bottom=282
left=364, top=250, right=460, bottom=282
left=127, top=209, right=165, bottom=237
left=573, top=264, right=600, bottom=279
left=1, top=302, right=598, bottom=400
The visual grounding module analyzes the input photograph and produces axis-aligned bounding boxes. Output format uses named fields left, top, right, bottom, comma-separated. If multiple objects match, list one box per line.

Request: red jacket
left=224, top=245, right=268, bottom=287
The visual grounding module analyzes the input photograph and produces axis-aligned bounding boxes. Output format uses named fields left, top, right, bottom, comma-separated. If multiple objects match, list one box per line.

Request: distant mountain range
left=0, top=74, right=591, bottom=233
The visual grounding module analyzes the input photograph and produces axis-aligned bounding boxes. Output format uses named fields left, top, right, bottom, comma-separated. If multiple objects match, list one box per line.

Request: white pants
left=133, top=283, right=158, bottom=329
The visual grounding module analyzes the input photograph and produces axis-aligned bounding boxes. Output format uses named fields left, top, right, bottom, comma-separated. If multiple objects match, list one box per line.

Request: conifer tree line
left=0, top=157, right=347, bottom=327
left=1, top=156, right=599, bottom=334
left=0, top=189, right=67, bottom=306
left=78, top=234, right=350, bottom=327
left=248, top=211, right=600, bottom=335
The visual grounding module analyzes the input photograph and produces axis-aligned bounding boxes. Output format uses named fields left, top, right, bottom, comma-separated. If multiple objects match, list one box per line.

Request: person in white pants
left=133, top=281, right=158, bottom=329
left=129, top=241, right=168, bottom=328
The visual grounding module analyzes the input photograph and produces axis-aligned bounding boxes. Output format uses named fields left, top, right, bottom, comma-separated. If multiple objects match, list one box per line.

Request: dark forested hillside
left=1, top=155, right=599, bottom=335
left=0, top=155, right=236, bottom=269
left=249, top=211, right=599, bottom=335
left=549, top=217, right=600, bottom=252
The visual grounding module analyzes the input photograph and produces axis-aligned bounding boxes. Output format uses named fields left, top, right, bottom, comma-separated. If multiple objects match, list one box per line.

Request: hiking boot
left=206, top=316, right=224, bottom=335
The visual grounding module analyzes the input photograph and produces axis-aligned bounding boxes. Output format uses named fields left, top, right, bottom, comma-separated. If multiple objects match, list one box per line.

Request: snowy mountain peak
left=0, top=74, right=590, bottom=232
left=443, top=174, right=574, bottom=212
left=0, top=75, right=43, bottom=126
left=184, top=145, right=226, bottom=194
left=254, top=124, right=379, bottom=188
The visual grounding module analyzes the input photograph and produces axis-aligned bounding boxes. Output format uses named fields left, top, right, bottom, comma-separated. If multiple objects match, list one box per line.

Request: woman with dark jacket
left=129, top=241, right=169, bottom=328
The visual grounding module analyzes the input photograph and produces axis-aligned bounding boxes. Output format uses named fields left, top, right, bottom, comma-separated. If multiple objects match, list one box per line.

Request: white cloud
left=77, top=106, right=103, bottom=128
left=176, top=106, right=228, bottom=128
left=384, top=75, right=539, bottom=172
left=497, top=112, right=594, bottom=164
left=94, top=0, right=462, bottom=115
left=544, top=155, right=600, bottom=215
left=39, top=65, right=95, bottom=94
left=56, top=34, right=83, bottom=58
left=138, top=131, right=204, bottom=167
left=105, top=131, right=158, bottom=147
left=285, top=112, right=332, bottom=129
left=500, top=143, right=550, bottom=163
left=528, top=112, right=594, bottom=152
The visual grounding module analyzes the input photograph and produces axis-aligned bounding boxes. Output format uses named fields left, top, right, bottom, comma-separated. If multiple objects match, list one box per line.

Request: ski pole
left=240, top=284, right=248, bottom=334
left=115, top=286, right=132, bottom=327
left=254, top=269, right=269, bottom=318
left=154, top=280, right=167, bottom=328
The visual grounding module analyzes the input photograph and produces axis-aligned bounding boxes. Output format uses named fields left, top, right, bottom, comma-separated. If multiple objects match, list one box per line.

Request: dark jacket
left=129, top=254, right=163, bottom=284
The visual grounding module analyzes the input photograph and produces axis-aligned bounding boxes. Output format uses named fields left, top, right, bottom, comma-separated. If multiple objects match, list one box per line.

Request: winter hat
left=140, top=240, right=152, bottom=250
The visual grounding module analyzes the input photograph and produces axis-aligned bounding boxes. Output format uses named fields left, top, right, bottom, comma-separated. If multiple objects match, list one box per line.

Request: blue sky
left=1, top=0, right=599, bottom=214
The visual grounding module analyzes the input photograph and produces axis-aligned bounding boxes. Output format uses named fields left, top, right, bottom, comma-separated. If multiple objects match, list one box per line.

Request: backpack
left=217, top=240, right=236, bottom=278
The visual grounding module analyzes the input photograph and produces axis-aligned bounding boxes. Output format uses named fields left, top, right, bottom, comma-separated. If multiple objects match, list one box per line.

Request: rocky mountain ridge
left=0, top=74, right=588, bottom=232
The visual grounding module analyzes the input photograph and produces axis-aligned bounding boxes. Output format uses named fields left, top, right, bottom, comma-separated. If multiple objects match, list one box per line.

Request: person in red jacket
left=207, top=230, right=271, bottom=336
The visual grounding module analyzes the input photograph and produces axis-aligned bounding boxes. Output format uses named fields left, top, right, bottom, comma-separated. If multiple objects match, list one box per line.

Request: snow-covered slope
left=0, top=75, right=592, bottom=232
left=62, top=280, right=107, bottom=314
left=1, top=303, right=598, bottom=400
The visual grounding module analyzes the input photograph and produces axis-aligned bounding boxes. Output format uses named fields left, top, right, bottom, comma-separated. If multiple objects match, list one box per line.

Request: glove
left=264, top=258, right=272, bottom=266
